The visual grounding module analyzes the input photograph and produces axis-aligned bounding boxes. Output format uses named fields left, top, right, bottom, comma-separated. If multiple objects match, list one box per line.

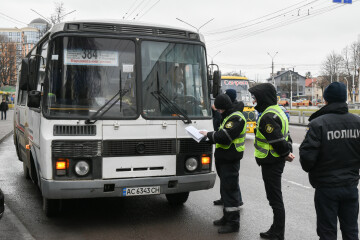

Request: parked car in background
left=256, top=105, right=290, bottom=122
left=301, top=99, right=312, bottom=106
left=0, top=188, right=4, bottom=219
left=279, top=98, right=290, bottom=106
left=279, top=104, right=290, bottom=121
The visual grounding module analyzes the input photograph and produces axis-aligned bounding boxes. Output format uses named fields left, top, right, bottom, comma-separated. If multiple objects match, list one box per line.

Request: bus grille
left=83, top=23, right=117, bottom=31
left=157, top=29, right=187, bottom=38
left=178, top=138, right=212, bottom=153
left=53, top=125, right=96, bottom=136
left=52, top=141, right=102, bottom=157
left=119, top=26, right=154, bottom=35
left=103, top=139, right=176, bottom=157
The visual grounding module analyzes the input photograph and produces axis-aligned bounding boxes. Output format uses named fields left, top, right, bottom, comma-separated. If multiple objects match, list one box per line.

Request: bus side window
left=38, top=41, right=48, bottom=86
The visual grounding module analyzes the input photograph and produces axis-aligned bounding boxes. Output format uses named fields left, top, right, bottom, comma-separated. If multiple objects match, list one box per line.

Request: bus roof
left=50, top=19, right=205, bottom=43
left=221, top=76, right=249, bottom=80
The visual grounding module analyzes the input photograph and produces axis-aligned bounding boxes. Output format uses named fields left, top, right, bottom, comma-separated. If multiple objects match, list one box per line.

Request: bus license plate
left=122, top=186, right=160, bottom=196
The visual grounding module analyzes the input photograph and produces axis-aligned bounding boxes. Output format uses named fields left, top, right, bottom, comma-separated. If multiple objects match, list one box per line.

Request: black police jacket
left=300, top=102, right=360, bottom=188
left=249, top=83, right=292, bottom=165
left=207, top=102, right=245, bottom=163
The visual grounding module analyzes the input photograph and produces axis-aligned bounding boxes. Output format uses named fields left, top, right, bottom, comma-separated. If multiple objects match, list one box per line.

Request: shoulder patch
left=225, top=121, right=234, bottom=129
left=265, top=124, right=274, bottom=133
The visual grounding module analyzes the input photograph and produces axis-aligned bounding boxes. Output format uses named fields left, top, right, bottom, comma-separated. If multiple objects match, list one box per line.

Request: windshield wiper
left=151, top=72, right=192, bottom=124
left=85, top=71, right=129, bottom=124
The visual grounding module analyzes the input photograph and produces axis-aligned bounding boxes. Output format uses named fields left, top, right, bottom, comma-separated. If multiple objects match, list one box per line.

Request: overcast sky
left=1, top=0, right=360, bottom=81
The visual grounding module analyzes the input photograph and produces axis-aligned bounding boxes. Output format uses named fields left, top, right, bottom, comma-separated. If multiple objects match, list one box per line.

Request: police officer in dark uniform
left=213, top=89, right=244, bottom=207
left=200, top=93, right=247, bottom=234
left=248, top=83, right=295, bottom=240
left=300, top=82, right=360, bottom=240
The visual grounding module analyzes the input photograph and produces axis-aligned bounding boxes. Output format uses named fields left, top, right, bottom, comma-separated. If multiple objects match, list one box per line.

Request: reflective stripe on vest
left=254, top=105, right=289, bottom=158
left=216, top=111, right=247, bottom=152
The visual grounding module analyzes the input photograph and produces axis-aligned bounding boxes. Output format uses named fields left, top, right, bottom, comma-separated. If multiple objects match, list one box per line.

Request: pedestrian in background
left=248, top=83, right=295, bottom=240
left=213, top=89, right=244, bottom=207
left=200, top=93, right=247, bottom=234
left=0, top=99, right=8, bottom=120
left=300, top=82, right=360, bottom=240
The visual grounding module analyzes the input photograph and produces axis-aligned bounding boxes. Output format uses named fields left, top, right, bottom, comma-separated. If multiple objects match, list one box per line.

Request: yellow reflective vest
left=216, top=111, right=247, bottom=152
left=254, top=105, right=289, bottom=158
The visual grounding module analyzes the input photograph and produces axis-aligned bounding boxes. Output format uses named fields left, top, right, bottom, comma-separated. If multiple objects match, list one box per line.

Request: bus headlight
left=75, top=161, right=90, bottom=176
left=250, top=123, right=254, bottom=127
left=185, top=158, right=198, bottom=172
left=247, top=123, right=249, bottom=127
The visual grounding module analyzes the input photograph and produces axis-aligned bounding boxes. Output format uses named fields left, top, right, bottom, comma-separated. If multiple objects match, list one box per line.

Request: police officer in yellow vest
left=200, top=94, right=247, bottom=234
left=248, top=83, right=295, bottom=240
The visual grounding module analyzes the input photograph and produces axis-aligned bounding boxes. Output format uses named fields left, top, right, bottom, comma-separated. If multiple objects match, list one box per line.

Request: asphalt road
left=0, top=126, right=355, bottom=240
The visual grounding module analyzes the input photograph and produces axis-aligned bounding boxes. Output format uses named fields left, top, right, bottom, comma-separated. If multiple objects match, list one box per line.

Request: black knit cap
left=323, top=82, right=347, bottom=103
left=214, top=94, right=232, bottom=110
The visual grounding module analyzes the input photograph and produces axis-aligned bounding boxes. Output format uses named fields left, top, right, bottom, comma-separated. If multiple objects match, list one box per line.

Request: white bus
left=14, top=20, right=217, bottom=216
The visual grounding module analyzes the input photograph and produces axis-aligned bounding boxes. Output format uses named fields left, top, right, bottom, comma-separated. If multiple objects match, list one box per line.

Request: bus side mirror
left=27, top=90, right=41, bottom=108
left=212, top=70, right=221, bottom=98
left=28, top=58, right=38, bottom=91
left=19, top=59, right=29, bottom=90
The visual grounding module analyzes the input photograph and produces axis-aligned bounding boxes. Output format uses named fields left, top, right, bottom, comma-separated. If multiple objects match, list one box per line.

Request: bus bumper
left=40, top=172, right=216, bottom=199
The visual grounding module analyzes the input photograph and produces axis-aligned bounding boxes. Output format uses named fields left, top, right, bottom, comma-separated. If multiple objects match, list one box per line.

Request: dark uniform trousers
left=216, top=160, right=242, bottom=208
left=261, top=161, right=285, bottom=238
left=315, top=185, right=359, bottom=240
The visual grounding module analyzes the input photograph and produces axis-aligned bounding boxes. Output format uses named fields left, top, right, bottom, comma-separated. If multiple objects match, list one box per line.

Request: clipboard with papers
left=185, top=126, right=208, bottom=143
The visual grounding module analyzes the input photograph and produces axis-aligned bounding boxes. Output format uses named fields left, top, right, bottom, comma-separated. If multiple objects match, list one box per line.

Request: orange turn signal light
left=56, top=158, right=69, bottom=170
left=26, top=144, right=31, bottom=150
left=201, top=156, right=210, bottom=164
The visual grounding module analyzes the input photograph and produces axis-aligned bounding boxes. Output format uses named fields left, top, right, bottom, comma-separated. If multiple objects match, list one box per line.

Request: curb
left=0, top=130, right=13, bottom=144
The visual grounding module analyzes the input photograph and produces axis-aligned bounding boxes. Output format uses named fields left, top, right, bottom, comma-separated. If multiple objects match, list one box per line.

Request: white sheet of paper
left=185, top=126, right=207, bottom=143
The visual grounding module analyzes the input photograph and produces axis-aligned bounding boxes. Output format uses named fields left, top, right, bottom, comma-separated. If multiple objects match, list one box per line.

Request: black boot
left=218, top=211, right=239, bottom=234
left=213, top=216, right=226, bottom=226
left=260, top=227, right=283, bottom=240
left=213, top=198, right=223, bottom=205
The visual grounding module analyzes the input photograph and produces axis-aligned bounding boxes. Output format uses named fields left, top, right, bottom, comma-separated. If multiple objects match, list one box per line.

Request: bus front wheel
left=43, top=197, right=62, bottom=217
left=165, top=192, right=189, bottom=206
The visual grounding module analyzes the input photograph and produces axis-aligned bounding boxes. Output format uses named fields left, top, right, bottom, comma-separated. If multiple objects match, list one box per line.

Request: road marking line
left=283, top=178, right=312, bottom=189
left=3, top=204, right=36, bottom=240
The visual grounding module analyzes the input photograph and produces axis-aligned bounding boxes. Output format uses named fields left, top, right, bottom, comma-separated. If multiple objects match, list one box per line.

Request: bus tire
left=23, top=161, right=30, bottom=179
left=165, top=192, right=189, bottom=206
left=43, top=197, right=61, bottom=217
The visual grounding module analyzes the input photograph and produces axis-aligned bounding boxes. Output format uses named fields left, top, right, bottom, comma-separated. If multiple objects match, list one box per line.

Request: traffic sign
left=333, top=0, right=352, bottom=3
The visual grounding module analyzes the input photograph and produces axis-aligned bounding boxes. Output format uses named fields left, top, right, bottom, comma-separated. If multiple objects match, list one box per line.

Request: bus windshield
left=141, top=41, right=211, bottom=118
left=45, top=36, right=137, bottom=119
left=221, top=79, right=251, bottom=104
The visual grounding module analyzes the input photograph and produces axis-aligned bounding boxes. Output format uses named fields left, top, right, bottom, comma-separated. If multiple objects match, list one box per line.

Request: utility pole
left=352, top=67, right=356, bottom=103
left=267, top=52, right=278, bottom=89
left=344, top=77, right=349, bottom=103
left=290, top=71, right=293, bottom=109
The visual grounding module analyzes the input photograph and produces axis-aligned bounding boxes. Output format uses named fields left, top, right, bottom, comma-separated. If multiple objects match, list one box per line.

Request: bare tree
left=50, top=2, right=66, bottom=25
left=223, top=71, right=242, bottom=76
left=0, top=35, right=17, bottom=87
left=321, top=51, right=343, bottom=83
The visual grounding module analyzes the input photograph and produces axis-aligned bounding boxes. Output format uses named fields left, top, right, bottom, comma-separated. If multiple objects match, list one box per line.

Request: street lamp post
left=289, top=71, right=293, bottom=109
left=344, top=77, right=349, bottom=103
left=175, top=18, right=214, bottom=33
left=208, top=51, right=221, bottom=73
left=267, top=52, right=278, bottom=89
